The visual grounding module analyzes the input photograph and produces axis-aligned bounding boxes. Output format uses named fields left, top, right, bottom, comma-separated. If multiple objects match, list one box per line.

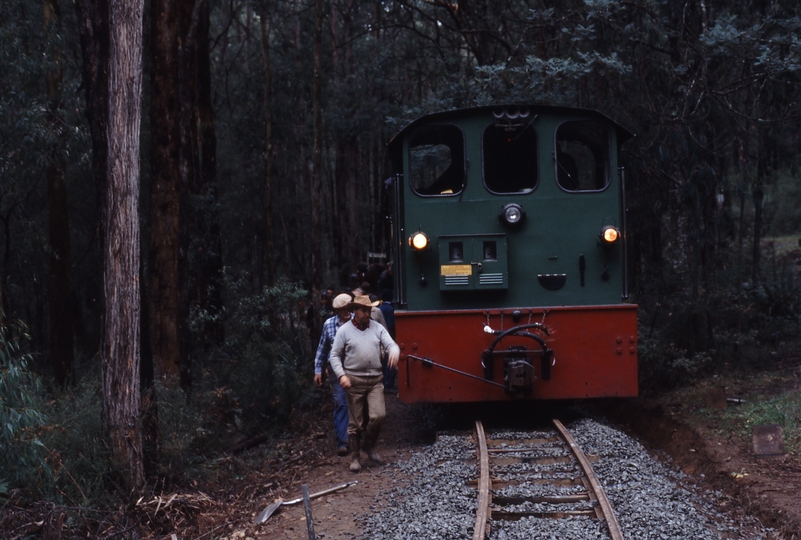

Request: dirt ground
left=240, top=393, right=434, bottom=540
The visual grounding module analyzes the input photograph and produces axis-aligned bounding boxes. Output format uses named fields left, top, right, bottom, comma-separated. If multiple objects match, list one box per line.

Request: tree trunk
left=259, top=4, right=275, bottom=288
left=149, top=0, right=184, bottom=380
left=310, top=0, right=323, bottom=310
left=74, top=0, right=109, bottom=197
left=103, top=0, right=145, bottom=491
left=176, top=0, right=200, bottom=390
left=737, top=136, right=749, bottom=288
left=752, top=135, right=765, bottom=283
left=44, top=0, right=75, bottom=387
left=195, top=0, right=224, bottom=345
left=74, top=0, right=109, bottom=366
left=0, top=215, right=8, bottom=324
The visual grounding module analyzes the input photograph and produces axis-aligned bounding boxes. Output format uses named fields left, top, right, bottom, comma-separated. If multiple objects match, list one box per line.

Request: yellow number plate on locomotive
left=440, top=264, right=472, bottom=276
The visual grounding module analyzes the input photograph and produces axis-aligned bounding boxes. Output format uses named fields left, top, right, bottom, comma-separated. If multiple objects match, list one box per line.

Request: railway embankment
left=600, top=367, right=801, bottom=538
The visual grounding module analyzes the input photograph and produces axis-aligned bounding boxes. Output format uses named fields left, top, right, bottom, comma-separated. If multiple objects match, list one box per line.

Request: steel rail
left=472, top=421, right=490, bottom=540
left=552, top=419, right=624, bottom=540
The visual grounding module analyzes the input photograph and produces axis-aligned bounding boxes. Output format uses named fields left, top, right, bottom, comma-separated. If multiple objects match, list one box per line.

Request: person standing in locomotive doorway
left=377, top=261, right=393, bottom=294
left=313, top=293, right=354, bottom=456
left=328, top=295, right=400, bottom=472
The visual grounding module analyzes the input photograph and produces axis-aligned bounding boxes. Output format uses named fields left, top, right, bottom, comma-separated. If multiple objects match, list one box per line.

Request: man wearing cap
left=313, top=293, right=354, bottom=456
left=328, top=295, right=400, bottom=472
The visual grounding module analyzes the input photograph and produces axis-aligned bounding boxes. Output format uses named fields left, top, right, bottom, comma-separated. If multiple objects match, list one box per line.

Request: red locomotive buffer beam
left=395, top=305, right=638, bottom=403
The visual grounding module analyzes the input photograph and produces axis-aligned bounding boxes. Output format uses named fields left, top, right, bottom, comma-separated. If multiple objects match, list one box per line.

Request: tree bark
left=74, top=0, right=109, bottom=368
left=259, top=3, right=275, bottom=288
left=102, top=0, right=145, bottom=491
left=0, top=215, right=8, bottom=324
left=149, top=0, right=185, bottom=380
left=195, top=0, right=224, bottom=345
left=74, top=0, right=109, bottom=195
left=310, top=0, right=323, bottom=311
left=44, top=0, right=75, bottom=387
left=752, top=134, right=766, bottom=283
left=737, top=136, right=749, bottom=288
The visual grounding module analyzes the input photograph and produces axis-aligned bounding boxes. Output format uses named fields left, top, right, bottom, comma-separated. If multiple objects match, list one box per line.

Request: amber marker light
left=408, top=231, right=430, bottom=251
left=600, top=225, right=621, bottom=245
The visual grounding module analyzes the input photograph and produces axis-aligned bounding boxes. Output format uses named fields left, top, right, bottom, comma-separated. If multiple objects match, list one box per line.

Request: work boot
left=348, top=435, right=361, bottom=472
left=362, top=431, right=385, bottom=465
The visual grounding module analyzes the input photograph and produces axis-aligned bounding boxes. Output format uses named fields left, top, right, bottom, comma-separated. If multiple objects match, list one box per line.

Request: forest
left=1, top=0, right=801, bottom=519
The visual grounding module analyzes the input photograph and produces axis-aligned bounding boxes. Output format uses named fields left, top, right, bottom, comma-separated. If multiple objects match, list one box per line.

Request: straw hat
left=348, top=295, right=380, bottom=310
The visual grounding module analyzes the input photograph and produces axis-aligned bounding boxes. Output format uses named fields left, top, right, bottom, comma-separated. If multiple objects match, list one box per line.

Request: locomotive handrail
left=483, top=323, right=551, bottom=353
left=619, top=166, right=629, bottom=302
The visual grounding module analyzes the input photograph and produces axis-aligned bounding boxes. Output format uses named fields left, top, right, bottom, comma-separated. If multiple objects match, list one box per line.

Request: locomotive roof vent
left=492, top=105, right=530, bottom=120
left=492, top=106, right=534, bottom=131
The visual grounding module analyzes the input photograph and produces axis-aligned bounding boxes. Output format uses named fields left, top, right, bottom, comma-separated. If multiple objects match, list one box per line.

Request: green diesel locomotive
left=386, top=105, right=638, bottom=402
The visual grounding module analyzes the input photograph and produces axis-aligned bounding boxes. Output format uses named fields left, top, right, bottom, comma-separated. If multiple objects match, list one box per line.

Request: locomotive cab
left=387, top=105, right=637, bottom=403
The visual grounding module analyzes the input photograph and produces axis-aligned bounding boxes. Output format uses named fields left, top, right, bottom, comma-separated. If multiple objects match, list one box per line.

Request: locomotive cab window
left=483, top=124, right=538, bottom=193
left=555, top=121, right=610, bottom=192
left=409, top=125, right=465, bottom=196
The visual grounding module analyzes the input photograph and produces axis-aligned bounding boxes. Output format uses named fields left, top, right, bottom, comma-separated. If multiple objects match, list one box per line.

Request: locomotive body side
left=387, top=105, right=638, bottom=403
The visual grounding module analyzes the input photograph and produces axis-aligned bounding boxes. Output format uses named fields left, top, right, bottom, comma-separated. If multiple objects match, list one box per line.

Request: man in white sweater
left=328, top=295, right=400, bottom=472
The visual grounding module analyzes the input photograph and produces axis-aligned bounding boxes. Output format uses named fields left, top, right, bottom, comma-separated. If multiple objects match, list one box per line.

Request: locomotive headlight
left=600, top=225, right=621, bottom=245
left=500, top=203, right=525, bottom=226
left=408, top=231, right=430, bottom=251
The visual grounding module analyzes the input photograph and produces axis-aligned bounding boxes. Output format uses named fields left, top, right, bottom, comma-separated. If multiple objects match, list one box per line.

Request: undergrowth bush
left=191, top=273, right=314, bottom=435
left=154, top=381, right=206, bottom=482
left=638, top=262, right=801, bottom=394
left=0, top=318, right=47, bottom=492
left=39, top=377, right=109, bottom=504
left=637, top=331, right=715, bottom=394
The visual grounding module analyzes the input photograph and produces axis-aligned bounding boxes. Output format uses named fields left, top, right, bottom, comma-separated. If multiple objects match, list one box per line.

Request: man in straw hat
left=328, top=295, right=400, bottom=472
left=313, top=293, right=354, bottom=456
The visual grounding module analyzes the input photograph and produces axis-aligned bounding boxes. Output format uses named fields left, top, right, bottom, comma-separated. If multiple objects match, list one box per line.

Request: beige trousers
left=344, top=374, right=385, bottom=437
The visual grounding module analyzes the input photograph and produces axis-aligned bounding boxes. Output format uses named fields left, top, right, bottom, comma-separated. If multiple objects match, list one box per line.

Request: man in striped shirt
left=313, top=293, right=353, bottom=456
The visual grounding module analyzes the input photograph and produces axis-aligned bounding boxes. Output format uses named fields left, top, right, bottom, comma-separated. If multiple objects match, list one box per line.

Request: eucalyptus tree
left=148, top=0, right=192, bottom=383
left=102, top=0, right=146, bottom=491
left=44, top=0, right=75, bottom=387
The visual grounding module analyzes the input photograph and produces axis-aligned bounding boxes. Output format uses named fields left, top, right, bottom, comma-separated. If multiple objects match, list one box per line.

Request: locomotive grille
left=479, top=273, right=504, bottom=285
left=444, top=275, right=470, bottom=286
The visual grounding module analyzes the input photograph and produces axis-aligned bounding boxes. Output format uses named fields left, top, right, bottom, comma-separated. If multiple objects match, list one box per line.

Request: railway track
left=472, top=419, right=622, bottom=540
left=359, top=415, right=757, bottom=539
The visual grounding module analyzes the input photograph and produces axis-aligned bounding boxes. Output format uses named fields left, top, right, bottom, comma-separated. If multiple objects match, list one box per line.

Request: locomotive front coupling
left=482, top=323, right=554, bottom=394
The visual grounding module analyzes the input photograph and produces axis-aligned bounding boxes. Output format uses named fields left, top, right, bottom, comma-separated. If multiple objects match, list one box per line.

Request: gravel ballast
left=358, top=418, right=778, bottom=539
